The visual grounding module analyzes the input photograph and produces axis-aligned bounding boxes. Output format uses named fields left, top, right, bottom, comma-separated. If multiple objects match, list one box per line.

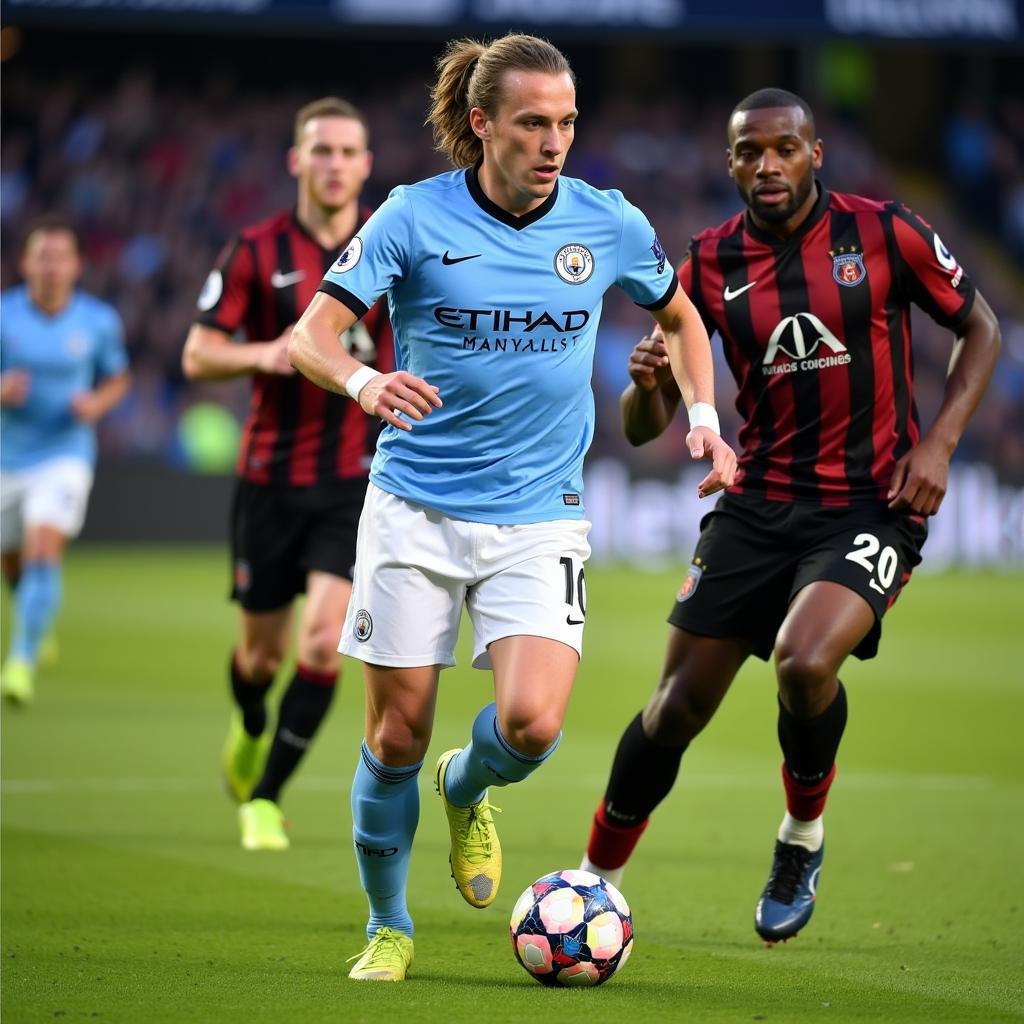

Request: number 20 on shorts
left=844, top=533, right=898, bottom=595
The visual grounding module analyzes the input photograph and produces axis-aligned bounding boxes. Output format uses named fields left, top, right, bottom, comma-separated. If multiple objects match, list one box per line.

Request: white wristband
left=345, top=365, right=381, bottom=402
left=687, top=401, right=720, bottom=435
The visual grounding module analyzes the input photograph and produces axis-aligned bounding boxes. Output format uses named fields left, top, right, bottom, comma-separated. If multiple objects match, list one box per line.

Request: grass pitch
left=2, top=548, right=1022, bottom=1023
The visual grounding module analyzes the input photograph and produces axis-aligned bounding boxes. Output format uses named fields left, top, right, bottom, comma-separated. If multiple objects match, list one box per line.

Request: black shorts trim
left=667, top=493, right=928, bottom=661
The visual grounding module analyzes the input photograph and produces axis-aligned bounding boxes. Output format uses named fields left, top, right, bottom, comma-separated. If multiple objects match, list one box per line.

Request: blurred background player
left=290, top=33, right=735, bottom=981
left=1, top=216, right=131, bottom=705
left=181, top=98, right=392, bottom=851
left=581, top=88, right=1001, bottom=943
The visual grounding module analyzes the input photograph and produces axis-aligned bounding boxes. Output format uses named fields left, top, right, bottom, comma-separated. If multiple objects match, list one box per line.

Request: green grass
left=2, top=548, right=1022, bottom=1023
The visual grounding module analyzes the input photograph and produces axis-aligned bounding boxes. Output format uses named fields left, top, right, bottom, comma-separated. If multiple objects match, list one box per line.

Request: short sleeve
left=96, top=305, right=129, bottom=377
left=615, top=198, right=678, bottom=311
left=319, top=188, right=414, bottom=319
left=194, top=236, right=254, bottom=334
left=890, top=204, right=975, bottom=330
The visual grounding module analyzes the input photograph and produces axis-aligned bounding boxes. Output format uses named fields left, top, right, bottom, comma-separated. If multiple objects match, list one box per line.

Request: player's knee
left=499, top=713, right=561, bottom=758
left=240, top=646, right=285, bottom=682
left=369, top=714, right=431, bottom=766
left=775, top=646, right=834, bottom=711
left=298, top=626, right=341, bottom=674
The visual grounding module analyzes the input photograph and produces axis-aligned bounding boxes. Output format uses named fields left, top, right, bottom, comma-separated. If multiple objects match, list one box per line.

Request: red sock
left=586, top=803, right=649, bottom=870
left=781, top=762, right=836, bottom=821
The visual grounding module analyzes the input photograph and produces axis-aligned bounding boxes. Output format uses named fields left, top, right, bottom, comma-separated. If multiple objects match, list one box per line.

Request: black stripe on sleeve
left=636, top=275, right=678, bottom=311
left=318, top=281, right=370, bottom=320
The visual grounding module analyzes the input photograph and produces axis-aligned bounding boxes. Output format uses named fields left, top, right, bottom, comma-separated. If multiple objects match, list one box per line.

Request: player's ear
left=812, top=138, right=824, bottom=172
left=286, top=146, right=300, bottom=179
left=469, top=107, right=490, bottom=142
left=726, top=146, right=735, bottom=179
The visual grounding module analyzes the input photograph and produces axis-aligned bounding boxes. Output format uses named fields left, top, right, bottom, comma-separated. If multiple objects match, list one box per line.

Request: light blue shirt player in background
left=1, top=217, right=131, bottom=705
left=290, top=33, right=736, bottom=981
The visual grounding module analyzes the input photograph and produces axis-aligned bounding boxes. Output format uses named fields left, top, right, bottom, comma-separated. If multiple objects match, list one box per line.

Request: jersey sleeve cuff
left=193, top=313, right=237, bottom=333
left=318, top=281, right=370, bottom=320
left=636, top=275, right=679, bottom=312
left=942, top=286, right=976, bottom=332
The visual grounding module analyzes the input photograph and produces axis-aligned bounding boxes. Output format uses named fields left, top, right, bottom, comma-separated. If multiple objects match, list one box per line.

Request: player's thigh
left=339, top=484, right=470, bottom=669
left=296, top=570, right=352, bottom=670
left=21, top=458, right=93, bottom=545
left=790, top=510, right=928, bottom=661
left=238, top=605, right=293, bottom=676
left=229, top=480, right=305, bottom=612
left=467, top=518, right=591, bottom=671
left=0, top=470, right=27, bottom=554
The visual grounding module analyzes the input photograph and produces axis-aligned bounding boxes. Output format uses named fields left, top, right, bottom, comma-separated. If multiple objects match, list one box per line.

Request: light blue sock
left=11, top=560, right=62, bottom=665
left=443, top=702, right=561, bottom=807
left=351, top=742, right=421, bottom=940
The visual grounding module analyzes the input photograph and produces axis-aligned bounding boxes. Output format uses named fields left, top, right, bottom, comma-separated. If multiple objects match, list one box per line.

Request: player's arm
left=888, top=290, right=1001, bottom=516
left=0, top=369, right=30, bottom=407
left=181, top=323, right=295, bottom=380
left=70, top=370, right=131, bottom=425
left=652, top=285, right=737, bottom=498
left=289, top=291, right=441, bottom=432
left=620, top=328, right=682, bottom=446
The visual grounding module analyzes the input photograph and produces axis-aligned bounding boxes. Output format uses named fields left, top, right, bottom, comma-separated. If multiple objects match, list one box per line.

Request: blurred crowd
left=2, top=55, right=1023, bottom=482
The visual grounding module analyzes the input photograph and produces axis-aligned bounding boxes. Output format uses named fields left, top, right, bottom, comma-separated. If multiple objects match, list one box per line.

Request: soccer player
left=1, top=216, right=131, bottom=705
left=181, top=98, right=392, bottom=852
left=580, top=88, right=1001, bottom=944
left=289, top=34, right=736, bottom=981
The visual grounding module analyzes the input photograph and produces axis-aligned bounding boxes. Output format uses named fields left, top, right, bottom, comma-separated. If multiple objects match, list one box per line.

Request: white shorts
left=339, top=483, right=592, bottom=670
left=0, top=457, right=94, bottom=550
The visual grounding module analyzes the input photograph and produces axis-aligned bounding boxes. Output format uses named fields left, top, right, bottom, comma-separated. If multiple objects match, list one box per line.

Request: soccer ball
left=509, top=869, right=633, bottom=987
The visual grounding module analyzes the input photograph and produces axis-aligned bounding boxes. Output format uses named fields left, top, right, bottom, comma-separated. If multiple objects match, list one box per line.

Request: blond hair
left=294, top=96, right=368, bottom=147
left=428, top=33, right=574, bottom=168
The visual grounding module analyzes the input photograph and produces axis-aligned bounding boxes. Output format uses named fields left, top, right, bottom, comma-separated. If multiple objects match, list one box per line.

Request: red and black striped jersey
left=194, top=208, right=393, bottom=486
left=682, top=185, right=975, bottom=506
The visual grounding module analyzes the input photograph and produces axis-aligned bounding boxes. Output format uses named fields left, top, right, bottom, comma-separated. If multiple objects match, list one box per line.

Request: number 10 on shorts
left=560, top=556, right=587, bottom=626
left=844, top=533, right=898, bottom=595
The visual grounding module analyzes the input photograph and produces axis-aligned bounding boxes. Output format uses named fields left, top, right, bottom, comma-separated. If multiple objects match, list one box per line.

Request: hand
left=887, top=437, right=951, bottom=516
left=685, top=426, right=738, bottom=498
left=359, top=370, right=442, bottom=431
left=70, top=391, right=104, bottom=424
left=256, top=328, right=297, bottom=376
left=1, top=370, right=30, bottom=406
left=627, top=327, right=674, bottom=392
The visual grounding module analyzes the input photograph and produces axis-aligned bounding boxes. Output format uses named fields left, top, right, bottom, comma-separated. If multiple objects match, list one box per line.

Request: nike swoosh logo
left=442, top=251, right=482, bottom=265
left=566, top=616, right=585, bottom=626
left=723, top=281, right=757, bottom=301
left=271, top=270, right=306, bottom=288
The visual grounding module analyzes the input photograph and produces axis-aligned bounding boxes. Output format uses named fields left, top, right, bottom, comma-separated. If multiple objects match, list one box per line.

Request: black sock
left=230, top=652, right=274, bottom=738
left=602, top=712, right=689, bottom=826
left=777, top=681, right=848, bottom=785
left=251, top=666, right=337, bottom=803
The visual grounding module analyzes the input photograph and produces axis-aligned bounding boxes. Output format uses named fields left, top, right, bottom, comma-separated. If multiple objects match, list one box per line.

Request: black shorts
left=667, top=492, right=928, bottom=661
left=229, top=478, right=367, bottom=612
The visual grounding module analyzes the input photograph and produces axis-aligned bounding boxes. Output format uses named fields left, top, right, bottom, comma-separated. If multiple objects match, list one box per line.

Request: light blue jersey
left=1, top=286, right=128, bottom=471
left=320, top=166, right=676, bottom=524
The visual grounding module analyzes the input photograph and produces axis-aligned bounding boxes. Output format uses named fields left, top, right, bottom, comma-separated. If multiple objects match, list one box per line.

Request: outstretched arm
left=289, top=291, right=441, bottom=432
left=651, top=286, right=736, bottom=498
left=888, top=291, right=1001, bottom=516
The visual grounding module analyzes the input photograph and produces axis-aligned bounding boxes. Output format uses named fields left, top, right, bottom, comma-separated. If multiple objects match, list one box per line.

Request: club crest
left=675, top=561, right=703, bottom=603
left=553, top=243, right=595, bottom=285
left=353, top=609, right=373, bottom=642
left=830, top=246, right=866, bottom=288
